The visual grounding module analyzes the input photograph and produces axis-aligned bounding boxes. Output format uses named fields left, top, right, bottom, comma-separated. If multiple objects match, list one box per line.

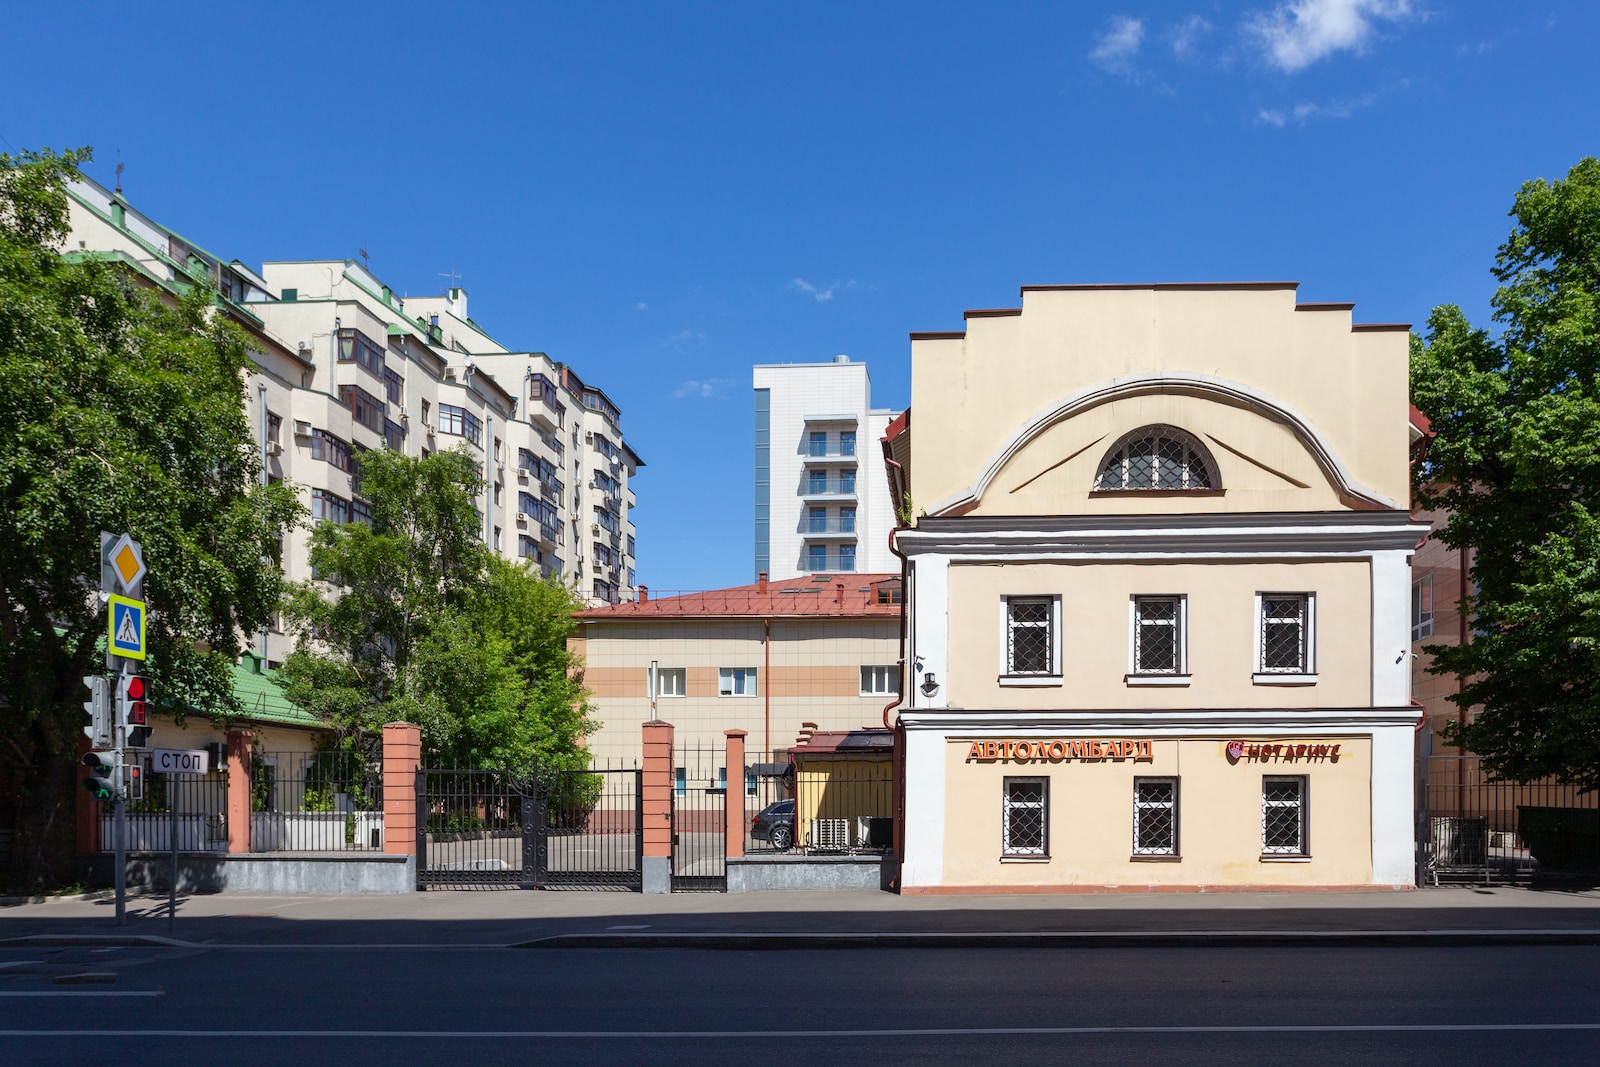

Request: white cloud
left=1256, top=90, right=1380, bottom=126
left=1089, top=15, right=1146, bottom=75
left=635, top=301, right=648, bottom=311
left=1245, top=0, right=1413, bottom=73
left=790, top=277, right=854, bottom=303
left=673, top=378, right=734, bottom=400
left=665, top=328, right=704, bottom=348
left=1168, top=15, right=1212, bottom=57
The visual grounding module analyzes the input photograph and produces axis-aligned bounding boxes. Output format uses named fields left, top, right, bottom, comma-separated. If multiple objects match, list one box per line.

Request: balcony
left=538, top=520, right=564, bottom=548
left=802, top=447, right=858, bottom=465
left=800, top=476, right=857, bottom=499
left=802, top=552, right=858, bottom=573
left=802, top=521, right=858, bottom=540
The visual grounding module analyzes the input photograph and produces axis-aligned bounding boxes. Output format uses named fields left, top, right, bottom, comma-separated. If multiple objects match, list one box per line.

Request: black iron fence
left=672, top=744, right=726, bottom=891
left=1418, top=755, right=1600, bottom=884
left=416, top=769, right=532, bottom=888
left=98, top=769, right=229, bottom=852
left=538, top=760, right=642, bottom=890
left=251, top=750, right=384, bottom=852
left=746, top=760, right=893, bottom=855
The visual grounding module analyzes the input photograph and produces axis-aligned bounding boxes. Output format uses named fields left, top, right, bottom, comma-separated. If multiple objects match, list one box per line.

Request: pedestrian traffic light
left=81, top=675, right=112, bottom=748
left=82, top=751, right=118, bottom=801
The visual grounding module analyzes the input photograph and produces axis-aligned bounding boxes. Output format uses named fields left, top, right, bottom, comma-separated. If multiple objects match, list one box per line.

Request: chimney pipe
left=836, top=581, right=844, bottom=607
left=758, top=571, right=768, bottom=594
left=638, top=585, right=649, bottom=603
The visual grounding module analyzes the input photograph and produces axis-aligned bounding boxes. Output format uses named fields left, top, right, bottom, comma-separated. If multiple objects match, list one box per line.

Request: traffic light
left=81, top=675, right=112, bottom=748
left=82, top=751, right=118, bottom=801
left=118, top=674, right=151, bottom=748
left=125, top=760, right=144, bottom=802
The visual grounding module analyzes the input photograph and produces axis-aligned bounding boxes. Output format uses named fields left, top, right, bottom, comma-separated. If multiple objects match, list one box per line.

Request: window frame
left=1131, top=776, right=1180, bottom=860
left=859, top=665, right=900, bottom=696
left=718, top=667, right=758, bottom=697
left=1260, top=775, right=1310, bottom=859
left=1001, top=776, right=1049, bottom=860
left=1000, top=595, right=1063, bottom=686
left=1412, top=574, right=1434, bottom=642
left=1127, top=595, right=1190, bottom=685
left=655, top=667, right=687, bottom=698
left=1254, top=592, right=1317, bottom=684
left=1091, top=424, right=1220, bottom=493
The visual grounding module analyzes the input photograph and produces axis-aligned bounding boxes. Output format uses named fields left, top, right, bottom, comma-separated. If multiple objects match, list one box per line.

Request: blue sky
left=5, top=2, right=1597, bottom=591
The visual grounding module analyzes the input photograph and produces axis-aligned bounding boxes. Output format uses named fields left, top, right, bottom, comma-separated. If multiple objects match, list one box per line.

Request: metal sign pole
left=168, top=772, right=178, bottom=933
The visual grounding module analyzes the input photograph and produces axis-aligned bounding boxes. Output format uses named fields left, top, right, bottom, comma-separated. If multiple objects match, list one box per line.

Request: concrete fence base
left=77, top=852, right=416, bottom=895
left=727, top=853, right=897, bottom=892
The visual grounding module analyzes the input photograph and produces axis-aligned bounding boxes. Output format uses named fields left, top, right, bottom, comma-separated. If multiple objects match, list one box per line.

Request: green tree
left=1411, top=156, right=1600, bottom=791
left=0, top=149, right=302, bottom=890
left=279, top=448, right=594, bottom=771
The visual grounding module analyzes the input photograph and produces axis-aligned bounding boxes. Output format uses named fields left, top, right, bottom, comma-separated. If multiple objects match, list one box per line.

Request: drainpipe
left=758, top=570, right=770, bottom=762
left=258, top=381, right=270, bottom=664
left=486, top=412, right=495, bottom=548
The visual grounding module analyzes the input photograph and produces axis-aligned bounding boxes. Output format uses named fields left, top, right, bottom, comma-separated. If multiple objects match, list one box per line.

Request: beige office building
left=892, top=283, right=1427, bottom=892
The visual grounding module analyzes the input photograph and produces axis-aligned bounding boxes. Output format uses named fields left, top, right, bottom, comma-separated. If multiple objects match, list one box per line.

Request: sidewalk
left=4, top=884, right=1600, bottom=949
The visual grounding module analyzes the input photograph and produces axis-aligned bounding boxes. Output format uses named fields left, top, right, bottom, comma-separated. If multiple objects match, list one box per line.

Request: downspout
left=258, top=381, right=270, bottom=664
left=486, top=412, right=495, bottom=548
left=883, top=464, right=911, bottom=881
left=764, top=617, right=771, bottom=763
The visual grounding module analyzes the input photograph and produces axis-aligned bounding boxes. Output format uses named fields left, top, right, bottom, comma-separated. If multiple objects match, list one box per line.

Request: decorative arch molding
left=928, top=372, right=1401, bottom=516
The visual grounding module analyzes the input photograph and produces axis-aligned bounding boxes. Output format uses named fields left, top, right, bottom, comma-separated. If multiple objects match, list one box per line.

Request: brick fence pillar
left=225, top=729, right=254, bottom=854
left=641, top=720, right=674, bottom=893
left=382, top=722, right=422, bottom=856
left=724, top=730, right=746, bottom=860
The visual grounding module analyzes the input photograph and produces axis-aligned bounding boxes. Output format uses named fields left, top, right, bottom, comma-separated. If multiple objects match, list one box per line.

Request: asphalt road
left=2, top=942, right=1598, bottom=1065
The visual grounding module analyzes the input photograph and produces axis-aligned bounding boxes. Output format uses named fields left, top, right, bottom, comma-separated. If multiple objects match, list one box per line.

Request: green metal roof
left=230, top=657, right=323, bottom=729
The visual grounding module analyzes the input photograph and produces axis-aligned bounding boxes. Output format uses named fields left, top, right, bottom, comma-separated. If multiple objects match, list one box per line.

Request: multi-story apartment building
left=60, top=176, right=641, bottom=672
left=892, top=283, right=1427, bottom=892
left=753, top=357, right=900, bottom=580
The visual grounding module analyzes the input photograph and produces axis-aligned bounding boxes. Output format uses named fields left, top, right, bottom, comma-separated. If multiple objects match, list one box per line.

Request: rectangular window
left=839, top=506, right=856, bottom=533
left=808, top=468, right=827, bottom=494
left=860, top=665, right=899, bottom=695
left=1005, top=597, right=1055, bottom=676
left=808, top=431, right=827, bottom=457
left=745, top=768, right=758, bottom=800
left=337, top=384, right=386, bottom=434
left=718, top=667, right=757, bottom=697
left=1258, top=594, right=1312, bottom=675
left=310, top=488, right=350, bottom=525
left=1002, top=777, right=1048, bottom=858
left=438, top=403, right=482, bottom=446
left=839, top=544, right=855, bottom=572
left=808, top=506, right=827, bottom=533
left=840, top=430, right=856, bottom=456
left=1132, top=778, right=1179, bottom=857
left=1132, top=596, right=1184, bottom=676
left=674, top=767, right=687, bottom=796
left=1412, top=574, right=1434, bottom=642
left=655, top=667, right=687, bottom=697
left=383, top=367, right=404, bottom=405
left=840, top=470, right=855, bottom=494
left=309, top=429, right=353, bottom=473
left=518, top=535, right=539, bottom=560
left=384, top=419, right=406, bottom=452
left=335, top=327, right=384, bottom=376
left=349, top=499, right=372, bottom=526
left=807, top=544, right=827, bottom=571
left=1261, top=776, right=1308, bottom=856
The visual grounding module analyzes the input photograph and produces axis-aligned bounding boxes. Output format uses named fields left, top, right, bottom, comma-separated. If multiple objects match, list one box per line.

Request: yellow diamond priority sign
left=107, top=533, right=145, bottom=594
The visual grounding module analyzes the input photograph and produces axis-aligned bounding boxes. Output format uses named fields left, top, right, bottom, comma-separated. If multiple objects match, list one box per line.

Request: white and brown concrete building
left=572, top=574, right=905, bottom=773
left=892, top=282, right=1427, bottom=892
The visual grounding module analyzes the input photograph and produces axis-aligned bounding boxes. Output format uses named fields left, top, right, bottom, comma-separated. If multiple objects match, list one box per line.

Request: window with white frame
left=1004, top=596, right=1058, bottom=678
left=655, top=667, right=687, bottom=698
left=719, top=667, right=757, bottom=696
left=1261, top=776, right=1308, bottom=856
left=1131, top=596, right=1185, bottom=676
left=1132, top=778, right=1179, bottom=857
left=860, top=665, right=899, bottom=695
left=1257, top=593, right=1314, bottom=676
left=1002, top=777, right=1048, bottom=858
left=674, top=766, right=687, bottom=796
left=1412, top=574, right=1434, bottom=641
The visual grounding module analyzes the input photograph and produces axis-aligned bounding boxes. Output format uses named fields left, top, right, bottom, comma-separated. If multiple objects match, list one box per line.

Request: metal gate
left=671, top=746, right=727, bottom=891
left=417, top=765, right=642, bottom=890
left=532, top=766, right=643, bottom=890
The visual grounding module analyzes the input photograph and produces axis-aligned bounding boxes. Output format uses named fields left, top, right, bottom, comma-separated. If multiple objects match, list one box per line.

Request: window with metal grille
left=1261, top=776, right=1308, bottom=855
left=1259, top=594, right=1309, bottom=673
left=1133, top=778, right=1179, bottom=856
left=1002, top=777, right=1048, bottom=857
left=1133, top=596, right=1182, bottom=674
left=1093, top=426, right=1217, bottom=491
left=1006, top=598, right=1054, bottom=675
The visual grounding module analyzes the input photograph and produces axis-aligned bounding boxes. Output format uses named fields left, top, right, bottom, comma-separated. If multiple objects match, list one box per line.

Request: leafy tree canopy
left=278, top=447, right=595, bottom=773
left=1411, top=156, right=1600, bottom=791
left=0, top=148, right=302, bottom=890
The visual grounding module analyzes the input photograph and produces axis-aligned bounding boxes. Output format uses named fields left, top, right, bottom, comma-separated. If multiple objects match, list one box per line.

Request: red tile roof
left=578, top=574, right=903, bottom=620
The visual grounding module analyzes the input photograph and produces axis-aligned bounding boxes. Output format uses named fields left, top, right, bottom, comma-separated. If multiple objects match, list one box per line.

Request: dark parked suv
left=750, top=799, right=796, bottom=851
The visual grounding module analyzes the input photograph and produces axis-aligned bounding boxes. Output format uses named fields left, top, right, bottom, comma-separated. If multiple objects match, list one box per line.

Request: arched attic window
left=1092, top=425, right=1219, bottom=492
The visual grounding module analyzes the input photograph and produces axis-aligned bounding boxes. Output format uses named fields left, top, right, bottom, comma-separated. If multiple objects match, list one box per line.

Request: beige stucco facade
left=895, top=283, right=1426, bottom=892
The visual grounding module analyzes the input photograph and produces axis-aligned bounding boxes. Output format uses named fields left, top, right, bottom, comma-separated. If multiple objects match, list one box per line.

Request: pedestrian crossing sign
left=108, top=594, right=147, bottom=661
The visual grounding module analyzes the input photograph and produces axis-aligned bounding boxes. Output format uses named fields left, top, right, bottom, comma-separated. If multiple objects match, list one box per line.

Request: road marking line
left=1, top=1023, right=1597, bottom=1036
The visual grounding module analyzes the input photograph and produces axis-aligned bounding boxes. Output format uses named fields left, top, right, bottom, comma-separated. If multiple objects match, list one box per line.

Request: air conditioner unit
left=293, top=420, right=312, bottom=438
left=495, top=462, right=506, bottom=477
left=809, top=819, right=850, bottom=852
left=590, top=524, right=602, bottom=537
left=396, top=406, right=408, bottom=421
left=422, top=419, right=434, bottom=435
left=516, top=511, right=530, bottom=526
left=516, top=467, right=529, bottom=482
left=265, top=442, right=283, bottom=457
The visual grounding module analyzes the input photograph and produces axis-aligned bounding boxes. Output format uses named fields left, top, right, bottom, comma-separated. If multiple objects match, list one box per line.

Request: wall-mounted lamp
left=920, top=672, right=940, bottom=698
